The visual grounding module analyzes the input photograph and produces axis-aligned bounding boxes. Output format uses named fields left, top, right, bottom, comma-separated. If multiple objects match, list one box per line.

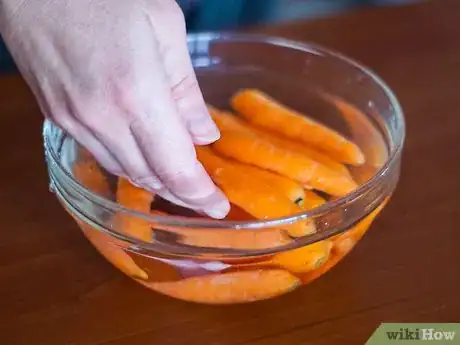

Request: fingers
left=56, top=117, right=126, bottom=177
left=129, top=108, right=230, bottom=219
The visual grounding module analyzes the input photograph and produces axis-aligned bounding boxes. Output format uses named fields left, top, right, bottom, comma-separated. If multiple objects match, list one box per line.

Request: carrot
left=211, top=130, right=358, bottom=196
left=151, top=210, right=291, bottom=250
left=245, top=166, right=305, bottom=206
left=72, top=153, right=111, bottom=198
left=323, top=95, right=389, bottom=173
left=301, top=251, right=344, bottom=284
left=304, top=200, right=389, bottom=284
left=230, top=89, right=366, bottom=166
left=236, top=240, right=332, bottom=273
left=208, top=105, right=352, bottom=179
left=79, top=222, right=148, bottom=280
left=273, top=240, right=333, bottom=273
left=71, top=157, right=148, bottom=280
left=207, top=151, right=306, bottom=205
left=116, top=178, right=154, bottom=242
left=225, top=205, right=256, bottom=221
left=302, top=190, right=327, bottom=210
left=251, top=127, right=354, bottom=180
left=196, top=146, right=315, bottom=237
left=146, top=269, right=300, bottom=304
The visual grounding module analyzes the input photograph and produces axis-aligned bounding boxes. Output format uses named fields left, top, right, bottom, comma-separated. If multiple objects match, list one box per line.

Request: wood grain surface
left=1, top=0, right=459, bottom=344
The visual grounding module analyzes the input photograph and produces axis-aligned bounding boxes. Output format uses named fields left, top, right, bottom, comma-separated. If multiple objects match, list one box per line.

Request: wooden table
left=1, top=0, right=459, bottom=344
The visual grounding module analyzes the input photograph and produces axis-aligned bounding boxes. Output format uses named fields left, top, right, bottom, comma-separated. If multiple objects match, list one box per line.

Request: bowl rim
left=43, top=32, right=406, bottom=234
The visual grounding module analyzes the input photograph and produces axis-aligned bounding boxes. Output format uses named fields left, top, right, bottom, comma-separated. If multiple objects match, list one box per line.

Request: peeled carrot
left=80, top=222, right=148, bottom=280
left=212, top=130, right=358, bottom=196
left=274, top=240, right=333, bottom=273
left=116, top=178, right=154, bottom=242
left=146, top=269, right=300, bottom=304
left=71, top=157, right=148, bottom=280
left=72, top=153, right=111, bottom=198
left=208, top=105, right=352, bottom=179
left=196, top=146, right=315, bottom=237
left=237, top=240, right=332, bottom=273
left=251, top=127, right=353, bottom=180
left=151, top=210, right=291, bottom=250
left=230, top=89, right=365, bottom=166
left=302, top=190, right=327, bottom=210
left=304, top=200, right=389, bottom=284
left=301, top=251, right=344, bottom=284
left=245, top=166, right=305, bottom=206
left=206, top=151, right=305, bottom=205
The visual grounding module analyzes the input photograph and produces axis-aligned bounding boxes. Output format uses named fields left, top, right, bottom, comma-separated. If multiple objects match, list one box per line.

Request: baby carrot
left=208, top=105, right=352, bottom=179
left=230, top=89, right=366, bottom=166
left=212, top=130, right=358, bottom=196
left=116, top=178, right=154, bottom=242
left=196, top=146, right=315, bottom=237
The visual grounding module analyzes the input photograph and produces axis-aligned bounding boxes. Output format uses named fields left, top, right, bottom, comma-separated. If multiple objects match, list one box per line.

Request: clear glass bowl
left=43, top=33, right=405, bottom=305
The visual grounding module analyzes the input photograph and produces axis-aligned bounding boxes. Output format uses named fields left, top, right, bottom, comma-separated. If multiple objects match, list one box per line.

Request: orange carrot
left=80, top=222, right=148, bottom=280
left=151, top=210, right=291, bottom=250
left=236, top=240, right=332, bottom=273
left=71, top=157, right=147, bottom=280
left=208, top=105, right=352, bottom=179
left=230, top=89, right=365, bottom=166
left=331, top=198, right=389, bottom=255
left=211, top=130, right=358, bottom=196
left=245, top=166, right=305, bottom=206
left=251, top=127, right=354, bottom=179
left=302, top=190, right=327, bottom=210
left=146, top=269, right=300, bottom=304
left=196, top=146, right=315, bottom=237
left=116, top=178, right=154, bottom=242
left=273, top=240, right=333, bottom=273
left=301, top=251, right=344, bottom=284
left=72, top=153, right=111, bottom=198
left=206, top=150, right=305, bottom=205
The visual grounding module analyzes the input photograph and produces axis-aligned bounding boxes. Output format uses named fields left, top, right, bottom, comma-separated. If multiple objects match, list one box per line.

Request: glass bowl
left=43, top=33, right=405, bottom=305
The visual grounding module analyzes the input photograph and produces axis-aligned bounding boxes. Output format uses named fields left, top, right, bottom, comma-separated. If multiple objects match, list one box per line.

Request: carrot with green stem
left=212, top=130, right=358, bottom=197
left=230, top=89, right=366, bottom=166
left=196, top=146, right=315, bottom=237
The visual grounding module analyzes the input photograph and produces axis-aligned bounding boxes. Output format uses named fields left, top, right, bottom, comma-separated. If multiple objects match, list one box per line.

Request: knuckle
left=171, top=75, right=201, bottom=102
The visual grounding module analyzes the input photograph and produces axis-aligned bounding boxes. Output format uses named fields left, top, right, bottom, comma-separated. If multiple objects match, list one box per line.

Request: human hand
left=0, top=0, right=230, bottom=218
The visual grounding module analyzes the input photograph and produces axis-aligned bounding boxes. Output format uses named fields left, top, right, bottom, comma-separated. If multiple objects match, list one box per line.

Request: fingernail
left=131, top=177, right=163, bottom=191
left=189, top=115, right=221, bottom=145
left=204, top=199, right=231, bottom=219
